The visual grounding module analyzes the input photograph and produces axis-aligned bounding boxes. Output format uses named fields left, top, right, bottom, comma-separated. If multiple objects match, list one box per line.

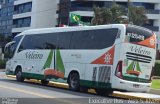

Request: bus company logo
left=130, top=46, right=150, bottom=56
left=150, top=38, right=155, bottom=46
left=25, top=51, right=43, bottom=59
left=104, top=53, right=112, bottom=64
left=91, top=46, right=115, bottom=65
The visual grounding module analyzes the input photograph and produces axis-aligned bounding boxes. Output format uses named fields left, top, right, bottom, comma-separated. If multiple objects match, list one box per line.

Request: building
left=58, top=0, right=160, bottom=47
left=0, top=0, right=14, bottom=37
left=12, top=0, right=59, bottom=37
left=0, top=0, right=59, bottom=37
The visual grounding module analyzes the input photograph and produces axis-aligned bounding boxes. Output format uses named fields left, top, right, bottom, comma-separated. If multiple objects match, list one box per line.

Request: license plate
left=133, top=84, right=140, bottom=88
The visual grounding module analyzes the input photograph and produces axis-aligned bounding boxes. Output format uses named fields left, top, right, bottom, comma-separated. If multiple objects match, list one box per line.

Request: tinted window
left=19, top=33, right=58, bottom=50
left=19, top=32, right=72, bottom=50
left=5, top=35, right=22, bottom=58
left=70, top=31, right=89, bottom=49
left=58, top=32, right=72, bottom=49
left=126, top=26, right=153, bottom=43
left=38, top=34, right=58, bottom=49
left=13, top=35, right=23, bottom=48
left=19, top=28, right=118, bottom=50
left=71, top=28, right=118, bottom=49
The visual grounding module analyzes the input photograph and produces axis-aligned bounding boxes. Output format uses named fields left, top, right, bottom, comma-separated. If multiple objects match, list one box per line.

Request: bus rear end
left=112, top=25, right=156, bottom=92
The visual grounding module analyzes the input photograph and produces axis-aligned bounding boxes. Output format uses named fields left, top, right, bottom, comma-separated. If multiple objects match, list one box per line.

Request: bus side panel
left=6, top=50, right=26, bottom=76
left=82, top=47, right=115, bottom=89
left=82, top=64, right=112, bottom=89
left=60, top=50, right=94, bottom=80
left=17, top=50, right=52, bottom=80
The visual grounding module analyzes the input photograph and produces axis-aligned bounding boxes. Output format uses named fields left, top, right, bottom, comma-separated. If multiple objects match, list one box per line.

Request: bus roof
left=16, top=24, right=152, bottom=37
left=16, top=24, right=124, bottom=37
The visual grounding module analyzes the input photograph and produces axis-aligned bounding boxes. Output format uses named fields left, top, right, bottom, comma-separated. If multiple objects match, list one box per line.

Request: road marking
left=5, top=75, right=160, bottom=103
left=0, top=84, right=54, bottom=98
left=0, top=84, right=82, bottom=104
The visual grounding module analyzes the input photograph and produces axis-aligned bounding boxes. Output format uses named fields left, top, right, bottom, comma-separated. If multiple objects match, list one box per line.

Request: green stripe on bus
left=22, top=72, right=45, bottom=80
left=123, top=76, right=149, bottom=83
left=80, top=80, right=111, bottom=89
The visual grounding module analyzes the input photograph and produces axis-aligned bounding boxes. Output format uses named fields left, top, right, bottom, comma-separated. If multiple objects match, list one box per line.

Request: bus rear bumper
left=112, top=77, right=151, bottom=92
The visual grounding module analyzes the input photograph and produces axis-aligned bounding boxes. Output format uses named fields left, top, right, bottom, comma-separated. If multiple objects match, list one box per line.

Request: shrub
left=0, top=60, right=6, bottom=69
left=153, top=60, right=160, bottom=76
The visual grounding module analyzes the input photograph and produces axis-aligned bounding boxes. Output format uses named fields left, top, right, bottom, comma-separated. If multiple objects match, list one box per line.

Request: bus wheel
left=41, top=80, right=49, bottom=85
left=16, top=68, right=24, bottom=82
left=68, top=72, right=80, bottom=91
left=95, top=89, right=113, bottom=96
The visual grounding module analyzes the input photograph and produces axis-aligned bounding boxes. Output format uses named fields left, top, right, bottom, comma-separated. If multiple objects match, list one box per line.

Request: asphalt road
left=0, top=72, right=156, bottom=104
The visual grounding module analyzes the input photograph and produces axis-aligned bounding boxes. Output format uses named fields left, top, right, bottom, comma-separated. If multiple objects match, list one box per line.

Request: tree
left=91, top=4, right=126, bottom=25
left=128, top=6, right=148, bottom=26
left=92, top=2, right=148, bottom=26
left=0, top=35, right=12, bottom=48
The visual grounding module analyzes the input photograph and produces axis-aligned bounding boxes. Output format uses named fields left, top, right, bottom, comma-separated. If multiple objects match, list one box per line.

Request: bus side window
left=57, top=32, right=72, bottom=49
left=44, top=42, right=56, bottom=49
left=70, top=31, right=88, bottom=49
left=18, top=45, right=24, bottom=52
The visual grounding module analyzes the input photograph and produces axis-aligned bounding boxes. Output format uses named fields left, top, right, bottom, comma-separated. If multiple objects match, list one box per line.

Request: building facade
left=0, top=0, right=14, bottom=37
left=0, top=0, right=59, bottom=37
left=12, top=0, right=59, bottom=37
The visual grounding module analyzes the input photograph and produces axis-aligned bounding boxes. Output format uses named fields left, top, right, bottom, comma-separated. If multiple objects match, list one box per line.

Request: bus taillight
left=115, top=61, right=123, bottom=79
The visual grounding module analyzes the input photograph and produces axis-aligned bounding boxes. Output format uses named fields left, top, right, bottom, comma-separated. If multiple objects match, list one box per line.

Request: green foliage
left=129, top=6, right=148, bottom=25
left=153, top=61, right=160, bottom=76
left=151, top=79, right=160, bottom=89
left=0, top=60, right=6, bottom=69
left=92, top=3, right=148, bottom=26
left=91, top=4, right=125, bottom=25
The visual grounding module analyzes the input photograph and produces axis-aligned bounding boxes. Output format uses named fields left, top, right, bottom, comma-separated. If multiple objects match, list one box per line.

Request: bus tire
left=95, top=89, right=113, bottom=96
left=15, top=68, right=24, bottom=82
left=68, top=72, right=80, bottom=91
left=41, top=80, right=49, bottom=85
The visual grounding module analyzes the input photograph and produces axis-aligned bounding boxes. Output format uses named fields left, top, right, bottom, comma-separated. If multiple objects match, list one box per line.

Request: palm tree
left=92, top=1, right=148, bottom=26
left=91, top=4, right=125, bottom=25
left=128, top=6, right=148, bottom=26
left=110, top=3, right=126, bottom=24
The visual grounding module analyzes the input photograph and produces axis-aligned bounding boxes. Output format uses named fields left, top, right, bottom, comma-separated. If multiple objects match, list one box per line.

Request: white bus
left=4, top=24, right=156, bottom=95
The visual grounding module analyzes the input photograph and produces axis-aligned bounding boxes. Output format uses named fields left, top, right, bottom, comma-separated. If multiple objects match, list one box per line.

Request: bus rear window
left=126, top=26, right=153, bottom=43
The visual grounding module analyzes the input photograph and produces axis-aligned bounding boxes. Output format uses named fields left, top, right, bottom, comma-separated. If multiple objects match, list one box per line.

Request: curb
left=6, top=75, right=160, bottom=103
left=149, top=88, right=160, bottom=95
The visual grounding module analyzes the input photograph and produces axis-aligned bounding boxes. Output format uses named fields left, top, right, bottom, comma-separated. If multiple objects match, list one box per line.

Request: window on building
left=14, top=2, right=32, bottom=14
left=13, top=17, right=31, bottom=28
